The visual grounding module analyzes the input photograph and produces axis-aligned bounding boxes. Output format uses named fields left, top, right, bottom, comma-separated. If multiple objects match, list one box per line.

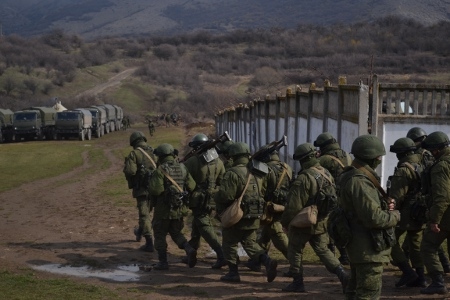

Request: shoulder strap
left=311, top=166, right=334, bottom=186
left=136, top=147, right=157, bottom=169
left=275, top=165, right=288, bottom=190
left=159, top=163, right=184, bottom=193
left=399, top=162, right=418, bottom=180
left=352, top=161, right=389, bottom=199
left=238, top=171, right=252, bottom=202
left=324, top=154, right=345, bottom=168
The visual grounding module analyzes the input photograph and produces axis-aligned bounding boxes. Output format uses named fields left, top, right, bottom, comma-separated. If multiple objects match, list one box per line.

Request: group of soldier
left=122, top=126, right=450, bottom=299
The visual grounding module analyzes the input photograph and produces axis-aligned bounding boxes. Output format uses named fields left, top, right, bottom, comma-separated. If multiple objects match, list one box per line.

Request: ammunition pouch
left=166, top=185, right=188, bottom=209
left=370, top=227, right=396, bottom=252
left=242, top=199, right=265, bottom=219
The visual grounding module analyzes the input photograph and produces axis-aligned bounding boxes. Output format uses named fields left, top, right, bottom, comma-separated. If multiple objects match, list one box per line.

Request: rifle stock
left=181, top=131, right=231, bottom=162
left=251, top=135, right=288, bottom=161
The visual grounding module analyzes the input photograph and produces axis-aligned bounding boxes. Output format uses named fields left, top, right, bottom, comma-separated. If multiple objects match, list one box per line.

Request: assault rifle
left=251, top=135, right=288, bottom=161
left=181, top=131, right=232, bottom=163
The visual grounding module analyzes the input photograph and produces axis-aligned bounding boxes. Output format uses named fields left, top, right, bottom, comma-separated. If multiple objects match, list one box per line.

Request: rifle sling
left=352, top=161, right=389, bottom=199
left=136, top=147, right=157, bottom=169
left=324, top=154, right=345, bottom=168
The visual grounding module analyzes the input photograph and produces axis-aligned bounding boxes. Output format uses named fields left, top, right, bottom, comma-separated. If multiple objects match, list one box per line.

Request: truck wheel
left=110, top=122, right=115, bottom=132
left=101, top=125, right=104, bottom=136
left=87, top=129, right=92, bottom=140
left=105, top=124, right=110, bottom=134
left=79, top=131, right=85, bottom=141
left=96, top=128, right=101, bottom=138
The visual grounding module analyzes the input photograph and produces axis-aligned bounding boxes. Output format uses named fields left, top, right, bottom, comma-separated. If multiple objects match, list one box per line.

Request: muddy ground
left=0, top=124, right=448, bottom=300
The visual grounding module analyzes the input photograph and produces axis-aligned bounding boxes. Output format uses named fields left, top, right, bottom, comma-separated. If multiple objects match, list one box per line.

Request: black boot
left=133, top=226, right=142, bottom=242
left=420, top=273, right=448, bottom=295
left=395, top=261, right=418, bottom=287
left=407, top=267, right=428, bottom=288
left=438, top=249, right=450, bottom=273
left=154, top=251, right=169, bottom=270
left=337, top=247, right=350, bottom=265
left=334, top=265, right=349, bottom=293
left=139, top=235, right=154, bottom=252
left=282, top=273, right=306, bottom=292
left=244, top=258, right=262, bottom=272
left=220, top=263, right=241, bottom=283
left=211, top=247, right=227, bottom=269
left=183, top=241, right=197, bottom=268
left=259, top=253, right=278, bottom=283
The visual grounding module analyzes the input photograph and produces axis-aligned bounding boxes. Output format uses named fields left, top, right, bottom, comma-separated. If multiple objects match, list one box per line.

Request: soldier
left=148, top=143, right=197, bottom=270
left=214, top=142, right=278, bottom=283
left=388, top=137, right=426, bottom=287
left=148, top=120, right=155, bottom=136
left=281, top=143, right=349, bottom=293
left=217, top=140, right=234, bottom=170
left=123, top=131, right=157, bottom=252
left=183, top=133, right=227, bottom=269
left=337, top=135, right=399, bottom=299
left=314, top=132, right=352, bottom=265
left=419, top=131, right=450, bottom=295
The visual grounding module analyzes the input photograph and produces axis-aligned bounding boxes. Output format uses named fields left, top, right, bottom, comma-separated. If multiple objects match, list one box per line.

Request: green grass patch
left=0, top=269, right=122, bottom=300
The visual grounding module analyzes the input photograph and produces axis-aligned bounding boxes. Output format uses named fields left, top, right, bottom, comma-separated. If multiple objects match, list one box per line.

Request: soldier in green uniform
left=217, top=140, right=234, bottom=170
left=314, top=132, right=352, bottom=265
left=388, top=137, right=426, bottom=287
left=184, top=133, right=227, bottom=269
left=214, top=142, right=278, bottom=283
left=419, top=131, right=450, bottom=295
left=338, top=135, right=400, bottom=299
left=148, top=120, right=155, bottom=136
left=123, top=131, right=157, bottom=252
left=281, top=143, right=349, bottom=293
left=148, top=143, right=197, bottom=270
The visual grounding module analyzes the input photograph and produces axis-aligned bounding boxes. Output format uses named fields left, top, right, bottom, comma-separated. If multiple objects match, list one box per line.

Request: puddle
left=31, top=264, right=143, bottom=282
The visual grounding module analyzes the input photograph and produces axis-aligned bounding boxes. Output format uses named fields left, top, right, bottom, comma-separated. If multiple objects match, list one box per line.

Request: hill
left=0, top=0, right=449, bottom=39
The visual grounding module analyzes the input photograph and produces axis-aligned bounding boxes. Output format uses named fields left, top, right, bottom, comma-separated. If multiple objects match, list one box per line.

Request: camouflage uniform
left=338, top=135, right=400, bottom=299
left=184, top=152, right=226, bottom=268
left=123, top=132, right=156, bottom=252
left=281, top=143, right=348, bottom=293
left=148, top=144, right=197, bottom=270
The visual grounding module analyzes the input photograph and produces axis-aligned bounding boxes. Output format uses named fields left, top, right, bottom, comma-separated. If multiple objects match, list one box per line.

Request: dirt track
left=0, top=125, right=448, bottom=299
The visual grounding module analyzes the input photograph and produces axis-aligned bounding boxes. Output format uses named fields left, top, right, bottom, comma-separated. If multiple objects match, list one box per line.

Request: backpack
left=123, top=146, right=156, bottom=191
left=161, top=161, right=189, bottom=209
left=307, top=166, right=338, bottom=219
left=327, top=206, right=352, bottom=248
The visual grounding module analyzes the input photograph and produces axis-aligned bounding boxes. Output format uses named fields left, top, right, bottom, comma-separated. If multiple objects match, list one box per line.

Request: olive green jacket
left=389, top=153, right=423, bottom=230
left=428, top=147, right=450, bottom=230
left=124, top=141, right=156, bottom=198
left=318, top=143, right=352, bottom=179
left=281, top=159, right=329, bottom=234
left=338, top=158, right=400, bottom=263
left=148, top=156, right=196, bottom=220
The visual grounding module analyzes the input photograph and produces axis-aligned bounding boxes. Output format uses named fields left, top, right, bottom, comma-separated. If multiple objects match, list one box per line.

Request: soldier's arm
left=389, top=166, right=410, bottom=206
left=429, top=162, right=450, bottom=224
left=214, top=170, right=240, bottom=206
left=281, top=174, right=312, bottom=227
left=148, top=169, right=165, bottom=196
left=184, top=165, right=197, bottom=192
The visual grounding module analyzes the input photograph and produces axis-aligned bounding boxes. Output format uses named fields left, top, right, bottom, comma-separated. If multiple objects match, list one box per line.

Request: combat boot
left=407, top=267, right=428, bottom=288
left=183, top=241, right=197, bottom=268
left=139, top=235, right=154, bottom=252
left=259, top=253, right=278, bottom=283
left=282, top=274, right=306, bottom=293
left=244, top=258, right=262, bottom=272
left=395, top=261, right=418, bottom=287
left=220, top=263, right=241, bottom=283
left=154, top=251, right=169, bottom=270
left=438, top=249, right=450, bottom=273
left=334, top=265, right=349, bottom=293
left=420, top=273, right=448, bottom=295
left=211, top=246, right=227, bottom=269
left=133, top=226, right=142, bottom=242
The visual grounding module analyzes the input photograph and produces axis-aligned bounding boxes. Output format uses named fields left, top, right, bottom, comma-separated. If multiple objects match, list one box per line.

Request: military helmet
left=406, top=127, right=427, bottom=142
left=421, top=131, right=450, bottom=150
left=351, top=135, right=386, bottom=160
left=293, top=143, right=316, bottom=161
left=228, top=142, right=250, bottom=157
left=389, top=137, right=416, bottom=153
left=217, top=140, right=234, bottom=154
left=129, top=131, right=147, bottom=146
left=188, top=133, right=208, bottom=148
left=314, top=132, right=336, bottom=148
left=154, top=143, right=174, bottom=157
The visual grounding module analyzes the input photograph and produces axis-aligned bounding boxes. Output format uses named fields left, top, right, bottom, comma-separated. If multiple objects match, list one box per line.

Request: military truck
left=99, top=104, right=116, bottom=133
left=87, top=106, right=106, bottom=138
left=13, top=106, right=57, bottom=141
left=0, top=108, right=14, bottom=143
left=90, top=105, right=109, bottom=135
left=112, top=105, right=123, bottom=131
left=55, top=109, right=92, bottom=141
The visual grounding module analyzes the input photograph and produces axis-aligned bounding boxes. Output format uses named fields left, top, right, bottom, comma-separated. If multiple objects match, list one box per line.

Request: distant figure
left=148, top=120, right=155, bottom=136
left=165, top=114, right=170, bottom=128
left=171, top=113, right=179, bottom=126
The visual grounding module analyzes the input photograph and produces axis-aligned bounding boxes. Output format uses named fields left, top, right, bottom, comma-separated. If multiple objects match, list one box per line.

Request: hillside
left=0, top=0, right=449, bottom=39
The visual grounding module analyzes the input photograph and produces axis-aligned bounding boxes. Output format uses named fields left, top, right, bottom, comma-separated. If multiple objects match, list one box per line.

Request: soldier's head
left=351, top=135, right=386, bottom=169
left=129, top=131, right=147, bottom=147
left=421, top=131, right=450, bottom=158
left=293, top=143, right=317, bottom=166
left=188, top=133, right=209, bottom=150
left=154, top=143, right=175, bottom=159
left=314, top=132, right=337, bottom=153
left=407, top=127, right=427, bottom=145
left=216, top=140, right=234, bottom=158
left=390, top=137, right=416, bottom=160
left=228, top=142, right=251, bottom=159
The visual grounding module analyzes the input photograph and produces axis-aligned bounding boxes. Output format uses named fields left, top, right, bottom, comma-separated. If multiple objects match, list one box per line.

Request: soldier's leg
left=391, top=227, right=418, bottom=287
left=137, top=196, right=154, bottom=252
left=221, top=227, right=243, bottom=282
left=168, top=218, right=197, bottom=268
left=267, top=220, right=289, bottom=259
left=152, top=219, right=170, bottom=270
left=282, top=229, right=309, bottom=292
left=353, top=262, right=384, bottom=299
left=345, top=265, right=357, bottom=300
left=407, top=229, right=427, bottom=287
left=189, top=215, right=202, bottom=250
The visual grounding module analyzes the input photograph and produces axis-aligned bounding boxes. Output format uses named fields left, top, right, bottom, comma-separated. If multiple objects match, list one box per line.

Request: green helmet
left=421, top=131, right=450, bottom=150
left=407, top=127, right=427, bottom=142
left=217, top=140, right=234, bottom=155
left=154, top=143, right=174, bottom=157
left=228, top=142, right=250, bottom=157
left=188, top=133, right=208, bottom=149
left=389, top=137, right=416, bottom=153
left=314, top=132, right=336, bottom=148
left=293, top=143, right=316, bottom=161
left=129, top=131, right=147, bottom=146
left=351, top=135, right=386, bottom=160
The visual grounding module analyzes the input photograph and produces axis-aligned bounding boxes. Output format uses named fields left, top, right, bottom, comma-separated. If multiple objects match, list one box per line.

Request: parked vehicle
left=55, top=109, right=92, bottom=141
left=112, top=105, right=123, bottom=131
left=99, top=104, right=116, bottom=133
left=0, top=108, right=14, bottom=143
left=86, top=107, right=106, bottom=138
left=13, top=106, right=57, bottom=141
left=90, top=105, right=109, bottom=134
